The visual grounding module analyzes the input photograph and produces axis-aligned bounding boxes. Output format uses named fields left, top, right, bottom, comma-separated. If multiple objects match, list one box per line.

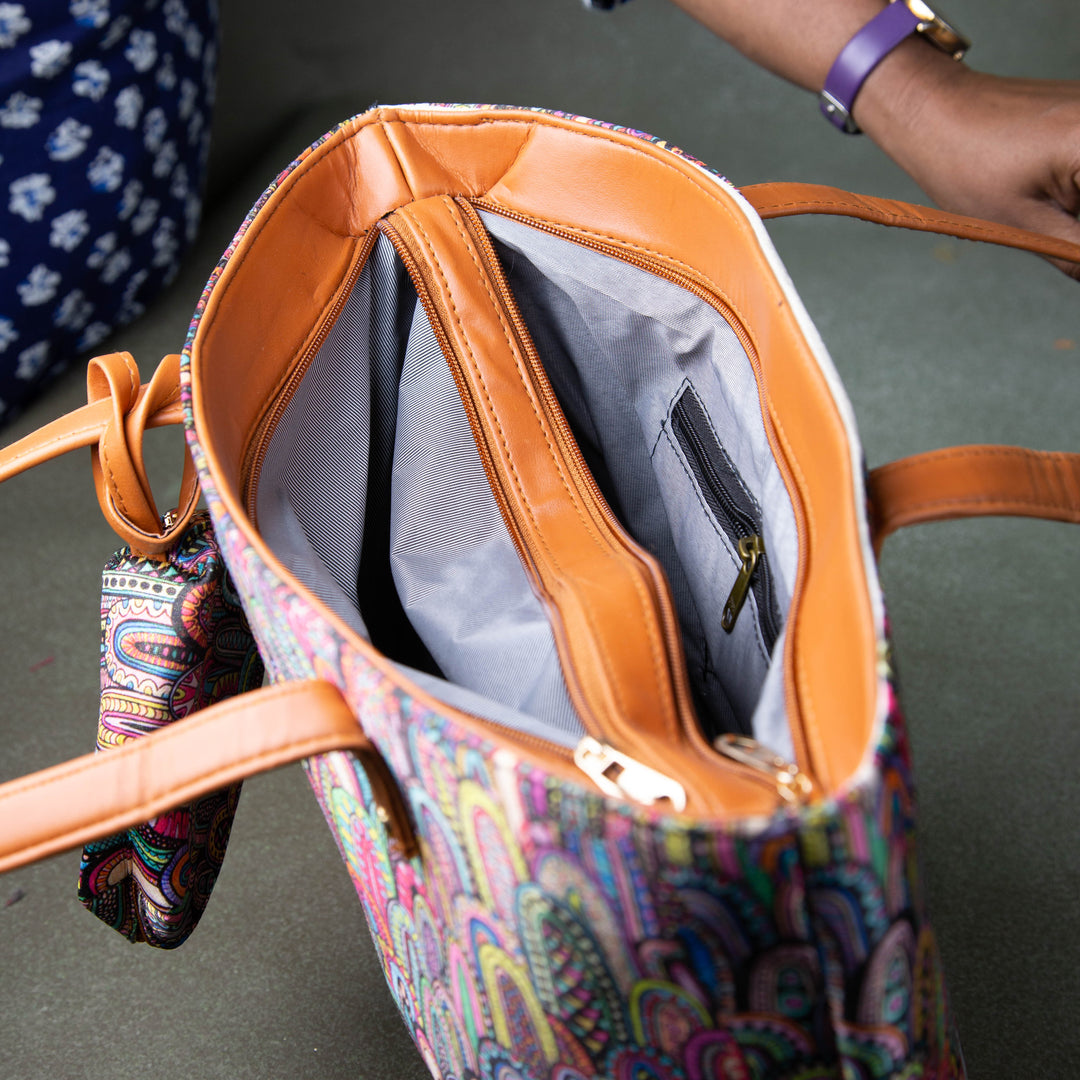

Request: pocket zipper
left=669, top=387, right=781, bottom=653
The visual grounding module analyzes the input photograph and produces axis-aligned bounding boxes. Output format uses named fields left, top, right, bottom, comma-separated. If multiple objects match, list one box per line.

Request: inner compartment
left=255, top=209, right=800, bottom=757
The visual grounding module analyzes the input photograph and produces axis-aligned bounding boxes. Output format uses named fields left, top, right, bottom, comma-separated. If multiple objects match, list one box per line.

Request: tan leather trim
left=0, top=353, right=197, bottom=555
left=741, top=182, right=1080, bottom=266
left=189, top=107, right=882, bottom=810
left=870, top=445, right=1080, bottom=554
left=0, top=680, right=417, bottom=874
left=379, top=195, right=771, bottom=816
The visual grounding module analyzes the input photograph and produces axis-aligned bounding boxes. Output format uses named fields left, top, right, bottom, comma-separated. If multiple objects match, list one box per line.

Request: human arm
left=668, top=0, right=1080, bottom=278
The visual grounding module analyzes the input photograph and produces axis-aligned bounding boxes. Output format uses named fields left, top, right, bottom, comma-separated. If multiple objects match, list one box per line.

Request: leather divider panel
left=380, top=194, right=766, bottom=815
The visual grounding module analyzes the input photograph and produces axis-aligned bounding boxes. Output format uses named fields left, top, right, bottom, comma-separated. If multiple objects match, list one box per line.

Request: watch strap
left=820, top=1, right=925, bottom=132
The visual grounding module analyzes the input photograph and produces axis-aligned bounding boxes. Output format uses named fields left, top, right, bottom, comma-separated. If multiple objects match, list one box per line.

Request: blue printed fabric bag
left=0, top=0, right=217, bottom=426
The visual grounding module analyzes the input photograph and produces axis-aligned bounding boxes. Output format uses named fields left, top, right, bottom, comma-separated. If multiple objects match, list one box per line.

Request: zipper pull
left=574, top=736, right=687, bottom=811
left=713, top=734, right=812, bottom=805
left=722, top=535, right=764, bottom=633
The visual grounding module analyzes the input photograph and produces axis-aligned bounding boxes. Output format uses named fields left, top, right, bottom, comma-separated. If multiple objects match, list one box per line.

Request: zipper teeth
left=472, top=199, right=812, bottom=781
left=381, top=212, right=635, bottom=748
left=673, top=405, right=780, bottom=651
left=454, top=199, right=704, bottom=750
left=672, top=402, right=758, bottom=538
left=242, top=231, right=379, bottom=520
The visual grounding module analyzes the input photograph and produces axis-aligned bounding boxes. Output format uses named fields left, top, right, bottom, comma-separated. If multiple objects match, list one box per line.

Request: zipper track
left=670, top=395, right=781, bottom=653
left=241, top=230, right=379, bottom=520
left=471, top=198, right=812, bottom=781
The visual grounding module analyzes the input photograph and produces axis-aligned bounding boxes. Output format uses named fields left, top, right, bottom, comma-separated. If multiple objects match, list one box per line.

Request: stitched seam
left=661, top=424, right=769, bottom=663
left=403, top=199, right=676, bottom=732
left=4, top=684, right=352, bottom=804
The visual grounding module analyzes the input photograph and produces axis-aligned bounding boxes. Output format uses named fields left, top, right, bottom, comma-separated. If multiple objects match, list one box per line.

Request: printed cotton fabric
left=0, top=1, right=217, bottom=426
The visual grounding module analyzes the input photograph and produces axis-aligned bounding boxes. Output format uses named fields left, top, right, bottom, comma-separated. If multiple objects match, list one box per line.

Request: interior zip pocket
left=670, top=383, right=781, bottom=655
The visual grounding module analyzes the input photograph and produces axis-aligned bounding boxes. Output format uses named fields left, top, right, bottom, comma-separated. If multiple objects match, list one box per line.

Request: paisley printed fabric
left=0, top=1, right=217, bottom=427
left=77, top=510, right=264, bottom=948
left=178, top=108, right=965, bottom=1076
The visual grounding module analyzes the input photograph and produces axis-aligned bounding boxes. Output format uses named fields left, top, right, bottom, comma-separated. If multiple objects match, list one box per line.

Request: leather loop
left=740, top=182, right=1080, bottom=267
left=0, top=679, right=417, bottom=874
left=869, top=445, right=1080, bottom=554
left=0, top=353, right=198, bottom=556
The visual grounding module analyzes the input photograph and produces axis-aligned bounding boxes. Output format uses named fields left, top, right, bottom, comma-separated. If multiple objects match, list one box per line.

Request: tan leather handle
left=868, top=445, right=1080, bottom=554
left=740, top=182, right=1080, bottom=266
left=0, top=352, right=199, bottom=556
left=0, top=679, right=416, bottom=874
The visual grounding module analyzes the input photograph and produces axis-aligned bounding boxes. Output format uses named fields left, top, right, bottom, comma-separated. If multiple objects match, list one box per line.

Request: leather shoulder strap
left=0, top=353, right=197, bottom=555
left=0, top=679, right=414, bottom=874
left=740, top=182, right=1080, bottom=266
left=869, top=445, right=1080, bottom=553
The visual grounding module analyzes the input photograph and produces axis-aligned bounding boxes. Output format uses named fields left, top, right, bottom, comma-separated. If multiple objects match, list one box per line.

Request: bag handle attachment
left=740, top=182, right=1080, bottom=267
left=868, top=445, right=1080, bottom=555
left=0, top=678, right=417, bottom=875
left=0, top=352, right=199, bottom=556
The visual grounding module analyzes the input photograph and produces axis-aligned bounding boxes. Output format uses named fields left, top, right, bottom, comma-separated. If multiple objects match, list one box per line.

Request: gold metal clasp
left=713, top=734, right=813, bottom=805
left=722, top=535, right=764, bottom=633
left=574, top=736, right=687, bottom=811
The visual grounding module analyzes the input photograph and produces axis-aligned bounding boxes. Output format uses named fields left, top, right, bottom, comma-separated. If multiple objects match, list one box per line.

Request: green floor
left=2, top=1, right=1078, bottom=1076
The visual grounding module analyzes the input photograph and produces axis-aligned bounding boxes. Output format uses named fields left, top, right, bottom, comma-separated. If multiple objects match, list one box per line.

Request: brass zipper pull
left=713, top=734, right=812, bottom=805
left=574, top=736, right=687, bottom=811
left=722, top=534, right=764, bottom=633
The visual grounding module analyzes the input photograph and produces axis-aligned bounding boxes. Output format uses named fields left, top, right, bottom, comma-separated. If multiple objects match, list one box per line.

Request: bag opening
left=255, top=208, right=799, bottom=760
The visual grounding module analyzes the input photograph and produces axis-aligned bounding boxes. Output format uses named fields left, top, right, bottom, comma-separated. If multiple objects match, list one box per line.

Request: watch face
left=904, top=0, right=971, bottom=59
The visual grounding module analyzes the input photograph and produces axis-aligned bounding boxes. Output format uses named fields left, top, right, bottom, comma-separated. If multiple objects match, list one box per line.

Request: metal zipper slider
left=574, top=736, right=687, bottom=811
left=713, top=734, right=812, bottom=805
left=722, top=534, right=764, bottom=633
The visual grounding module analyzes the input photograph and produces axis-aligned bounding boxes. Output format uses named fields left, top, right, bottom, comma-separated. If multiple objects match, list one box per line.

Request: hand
left=859, top=60, right=1080, bottom=280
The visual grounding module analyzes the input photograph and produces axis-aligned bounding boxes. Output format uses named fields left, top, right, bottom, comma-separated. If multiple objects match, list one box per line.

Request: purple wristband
left=820, top=2, right=923, bottom=133
left=820, top=1, right=968, bottom=134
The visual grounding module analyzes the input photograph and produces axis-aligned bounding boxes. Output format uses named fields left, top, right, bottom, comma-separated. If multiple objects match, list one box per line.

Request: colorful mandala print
left=178, top=108, right=965, bottom=1076
left=77, top=510, right=264, bottom=948
left=0, top=0, right=217, bottom=427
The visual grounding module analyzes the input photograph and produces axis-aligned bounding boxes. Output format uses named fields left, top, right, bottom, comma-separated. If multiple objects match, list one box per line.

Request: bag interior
left=255, top=209, right=800, bottom=760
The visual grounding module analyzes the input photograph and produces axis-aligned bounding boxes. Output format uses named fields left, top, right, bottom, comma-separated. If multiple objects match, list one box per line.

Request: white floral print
left=117, top=179, right=143, bottom=220
left=0, top=91, right=41, bottom=129
left=8, top=173, right=56, bottom=222
left=0, top=316, right=17, bottom=352
left=70, top=0, right=110, bottom=30
left=15, top=341, right=49, bottom=381
left=87, top=146, right=124, bottom=192
left=17, top=265, right=61, bottom=307
left=101, top=14, right=131, bottom=49
left=0, top=4, right=31, bottom=49
left=72, top=59, right=111, bottom=102
left=49, top=208, right=90, bottom=252
left=54, top=289, right=93, bottom=331
left=30, top=40, right=72, bottom=79
left=100, top=247, right=131, bottom=284
left=114, top=85, right=143, bottom=129
left=156, top=52, right=176, bottom=91
left=125, top=29, right=157, bottom=73
left=0, top=238, right=9, bottom=267
left=86, top=232, right=117, bottom=268
left=152, top=140, right=176, bottom=179
left=131, top=196, right=159, bottom=235
left=177, top=78, right=198, bottom=121
left=143, top=106, right=167, bottom=152
left=78, top=321, right=112, bottom=352
left=151, top=217, right=178, bottom=267
left=46, top=118, right=92, bottom=161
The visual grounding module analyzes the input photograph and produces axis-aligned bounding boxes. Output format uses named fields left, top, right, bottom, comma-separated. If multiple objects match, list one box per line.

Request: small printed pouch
left=77, top=510, right=264, bottom=948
